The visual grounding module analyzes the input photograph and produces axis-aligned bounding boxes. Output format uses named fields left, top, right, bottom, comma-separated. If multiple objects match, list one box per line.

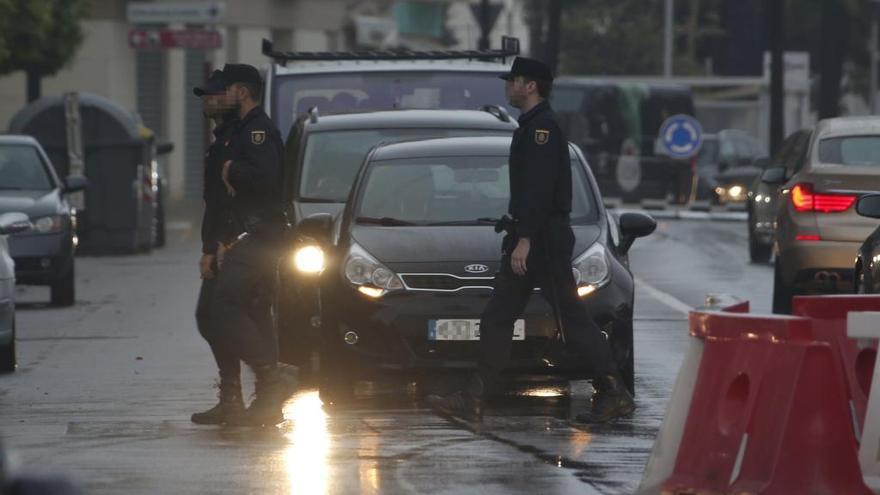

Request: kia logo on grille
left=465, top=264, right=489, bottom=274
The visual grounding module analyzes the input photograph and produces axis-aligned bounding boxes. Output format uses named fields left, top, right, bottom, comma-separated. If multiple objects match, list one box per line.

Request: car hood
left=0, top=190, right=61, bottom=218
left=350, top=224, right=602, bottom=265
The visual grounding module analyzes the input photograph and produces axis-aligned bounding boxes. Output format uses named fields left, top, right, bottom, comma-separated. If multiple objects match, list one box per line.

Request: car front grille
left=400, top=274, right=493, bottom=292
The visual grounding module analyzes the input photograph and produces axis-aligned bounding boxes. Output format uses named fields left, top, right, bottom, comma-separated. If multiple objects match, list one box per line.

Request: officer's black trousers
left=196, top=277, right=241, bottom=384
left=478, top=226, right=617, bottom=386
left=211, top=236, right=279, bottom=370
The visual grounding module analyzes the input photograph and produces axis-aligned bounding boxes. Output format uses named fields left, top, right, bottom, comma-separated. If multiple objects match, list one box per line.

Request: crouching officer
left=190, top=70, right=245, bottom=425
left=427, top=57, right=635, bottom=424
left=211, top=63, right=288, bottom=426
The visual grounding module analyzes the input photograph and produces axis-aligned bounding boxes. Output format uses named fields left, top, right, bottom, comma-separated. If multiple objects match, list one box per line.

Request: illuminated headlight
left=32, top=215, right=63, bottom=233
left=727, top=185, right=745, bottom=200
left=292, top=245, right=325, bottom=274
left=343, top=243, right=403, bottom=298
left=572, top=243, right=610, bottom=298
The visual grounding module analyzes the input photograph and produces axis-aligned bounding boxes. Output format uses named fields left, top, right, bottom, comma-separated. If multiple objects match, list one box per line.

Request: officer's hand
left=222, top=160, right=236, bottom=197
left=216, top=242, right=227, bottom=269
left=199, top=254, right=215, bottom=279
left=511, top=238, right=530, bottom=276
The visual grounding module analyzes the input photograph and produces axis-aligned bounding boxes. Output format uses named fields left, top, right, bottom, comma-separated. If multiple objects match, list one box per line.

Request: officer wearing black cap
left=427, top=57, right=635, bottom=424
left=190, top=70, right=246, bottom=425
left=209, top=63, right=288, bottom=426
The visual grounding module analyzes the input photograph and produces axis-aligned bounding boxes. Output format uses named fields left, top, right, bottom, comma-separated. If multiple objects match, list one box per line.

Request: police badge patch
left=251, top=130, right=266, bottom=145
left=535, top=129, right=550, bottom=145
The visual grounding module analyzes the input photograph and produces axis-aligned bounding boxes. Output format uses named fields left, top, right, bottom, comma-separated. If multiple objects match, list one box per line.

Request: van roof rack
left=262, top=37, right=520, bottom=66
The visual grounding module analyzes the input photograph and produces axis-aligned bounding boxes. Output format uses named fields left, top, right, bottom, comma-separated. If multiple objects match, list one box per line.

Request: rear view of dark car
left=0, top=136, right=86, bottom=306
left=291, top=137, right=655, bottom=402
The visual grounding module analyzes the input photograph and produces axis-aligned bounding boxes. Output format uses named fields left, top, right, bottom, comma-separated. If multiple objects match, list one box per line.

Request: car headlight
left=343, top=243, right=403, bottom=297
left=32, top=215, right=63, bottom=233
left=572, top=243, right=610, bottom=298
left=292, top=245, right=325, bottom=274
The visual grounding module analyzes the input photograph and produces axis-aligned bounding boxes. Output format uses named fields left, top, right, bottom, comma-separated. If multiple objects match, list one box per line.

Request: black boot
left=234, top=366, right=288, bottom=426
left=425, top=375, right=484, bottom=422
left=191, top=380, right=246, bottom=425
left=575, top=374, right=635, bottom=424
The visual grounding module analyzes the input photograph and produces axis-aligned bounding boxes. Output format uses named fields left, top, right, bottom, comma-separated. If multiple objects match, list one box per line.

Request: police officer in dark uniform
left=211, top=63, right=288, bottom=426
left=427, top=57, right=635, bottom=424
left=191, top=70, right=245, bottom=425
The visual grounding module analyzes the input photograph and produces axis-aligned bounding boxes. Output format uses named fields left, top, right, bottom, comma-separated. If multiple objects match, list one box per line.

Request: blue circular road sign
left=659, top=114, right=703, bottom=159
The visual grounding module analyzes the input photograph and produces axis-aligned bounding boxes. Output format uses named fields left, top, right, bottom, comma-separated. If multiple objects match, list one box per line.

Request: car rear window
left=355, top=155, right=597, bottom=225
left=0, top=144, right=53, bottom=191
left=298, top=128, right=513, bottom=202
left=818, top=136, right=880, bottom=166
left=272, top=72, right=511, bottom=136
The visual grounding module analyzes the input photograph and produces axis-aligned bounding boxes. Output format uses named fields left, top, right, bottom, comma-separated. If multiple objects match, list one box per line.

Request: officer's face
left=201, top=93, right=233, bottom=117
left=505, top=77, right=534, bottom=109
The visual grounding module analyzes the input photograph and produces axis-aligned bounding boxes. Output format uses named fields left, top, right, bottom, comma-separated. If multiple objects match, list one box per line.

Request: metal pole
left=871, top=4, right=879, bottom=114
left=664, top=0, right=673, bottom=77
left=769, top=0, right=785, bottom=154
left=478, top=0, right=490, bottom=50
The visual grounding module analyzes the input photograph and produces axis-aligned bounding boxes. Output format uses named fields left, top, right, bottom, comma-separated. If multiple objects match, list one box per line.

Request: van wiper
left=355, top=216, right=418, bottom=226
left=427, top=218, right=498, bottom=226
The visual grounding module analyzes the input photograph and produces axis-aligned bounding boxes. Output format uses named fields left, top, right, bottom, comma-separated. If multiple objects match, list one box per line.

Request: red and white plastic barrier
left=638, top=295, right=879, bottom=495
left=849, top=311, right=880, bottom=493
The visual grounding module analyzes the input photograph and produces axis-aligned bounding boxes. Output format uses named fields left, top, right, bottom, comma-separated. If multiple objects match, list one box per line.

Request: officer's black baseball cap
left=499, top=56, right=554, bottom=82
left=221, top=63, right=263, bottom=86
left=192, top=70, right=227, bottom=97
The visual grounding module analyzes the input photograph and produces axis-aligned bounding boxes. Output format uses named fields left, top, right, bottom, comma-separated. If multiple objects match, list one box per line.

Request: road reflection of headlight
left=282, top=391, right=329, bottom=495
left=293, top=245, right=325, bottom=274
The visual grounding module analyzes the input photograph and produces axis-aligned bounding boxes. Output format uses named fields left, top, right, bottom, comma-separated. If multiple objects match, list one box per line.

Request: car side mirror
left=857, top=194, right=880, bottom=219
left=295, top=213, right=333, bottom=243
left=761, top=166, right=787, bottom=184
left=63, top=175, right=88, bottom=194
left=0, top=212, right=32, bottom=235
left=156, top=142, right=174, bottom=155
left=618, top=212, right=657, bottom=254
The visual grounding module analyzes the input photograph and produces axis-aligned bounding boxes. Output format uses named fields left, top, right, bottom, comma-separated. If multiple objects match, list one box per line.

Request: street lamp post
left=664, top=0, right=673, bottom=78
left=871, top=0, right=880, bottom=114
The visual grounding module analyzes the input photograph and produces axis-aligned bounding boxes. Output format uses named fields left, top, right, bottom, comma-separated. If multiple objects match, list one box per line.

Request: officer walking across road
left=190, top=69, right=245, bottom=425
left=427, top=57, right=635, bottom=424
left=209, top=63, right=289, bottom=426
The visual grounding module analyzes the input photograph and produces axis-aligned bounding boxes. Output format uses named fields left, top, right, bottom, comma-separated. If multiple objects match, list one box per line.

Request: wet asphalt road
left=0, top=219, right=774, bottom=494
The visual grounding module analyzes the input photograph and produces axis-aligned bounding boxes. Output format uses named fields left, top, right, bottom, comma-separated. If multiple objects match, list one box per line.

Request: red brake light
left=790, top=183, right=856, bottom=213
left=795, top=234, right=822, bottom=241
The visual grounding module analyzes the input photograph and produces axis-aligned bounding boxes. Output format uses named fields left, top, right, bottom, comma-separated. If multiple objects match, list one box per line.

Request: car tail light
left=795, top=234, right=822, bottom=241
left=790, top=183, right=856, bottom=213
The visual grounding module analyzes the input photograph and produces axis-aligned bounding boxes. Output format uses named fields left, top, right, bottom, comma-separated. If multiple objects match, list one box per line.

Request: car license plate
left=428, top=319, right=525, bottom=341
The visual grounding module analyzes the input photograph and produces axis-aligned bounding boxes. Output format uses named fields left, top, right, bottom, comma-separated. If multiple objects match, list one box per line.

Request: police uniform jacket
left=225, top=106, right=285, bottom=238
left=508, top=100, right=571, bottom=240
left=201, top=117, right=236, bottom=255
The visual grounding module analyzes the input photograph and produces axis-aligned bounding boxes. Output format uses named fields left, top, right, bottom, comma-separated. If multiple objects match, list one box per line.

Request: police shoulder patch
left=251, top=130, right=266, bottom=145
left=535, top=129, right=550, bottom=145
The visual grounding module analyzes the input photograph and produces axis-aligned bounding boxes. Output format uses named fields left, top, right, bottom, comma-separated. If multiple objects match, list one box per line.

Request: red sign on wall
left=128, top=29, right=222, bottom=50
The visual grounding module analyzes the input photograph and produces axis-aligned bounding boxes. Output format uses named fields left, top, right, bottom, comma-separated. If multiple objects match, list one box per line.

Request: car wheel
left=153, top=196, right=166, bottom=248
left=1, top=319, right=16, bottom=373
left=51, top=264, right=75, bottom=307
left=610, top=319, right=635, bottom=396
left=318, top=351, right=355, bottom=406
left=277, top=292, right=319, bottom=370
left=772, top=261, right=794, bottom=314
left=748, top=207, right=772, bottom=263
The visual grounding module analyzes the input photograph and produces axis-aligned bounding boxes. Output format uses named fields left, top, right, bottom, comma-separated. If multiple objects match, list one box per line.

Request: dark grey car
left=0, top=136, right=87, bottom=306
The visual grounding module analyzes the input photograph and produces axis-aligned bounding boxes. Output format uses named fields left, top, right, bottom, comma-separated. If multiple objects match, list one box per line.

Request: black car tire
left=747, top=207, right=772, bottom=263
left=277, top=294, right=319, bottom=370
left=1, top=319, right=16, bottom=373
left=317, top=331, right=355, bottom=405
left=51, top=265, right=75, bottom=307
left=153, top=196, right=166, bottom=248
left=772, top=262, right=794, bottom=314
left=610, top=319, right=635, bottom=396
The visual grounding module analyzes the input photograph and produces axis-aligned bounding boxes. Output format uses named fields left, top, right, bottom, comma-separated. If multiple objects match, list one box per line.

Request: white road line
left=635, top=276, right=694, bottom=316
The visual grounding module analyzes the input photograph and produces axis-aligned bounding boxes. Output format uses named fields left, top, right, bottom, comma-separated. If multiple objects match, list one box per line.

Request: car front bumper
left=319, top=274, right=633, bottom=378
left=9, top=231, right=74, bottom=285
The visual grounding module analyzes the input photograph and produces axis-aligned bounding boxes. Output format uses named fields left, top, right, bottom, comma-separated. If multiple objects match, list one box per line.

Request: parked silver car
left=0, top=212, right=32, bottom=372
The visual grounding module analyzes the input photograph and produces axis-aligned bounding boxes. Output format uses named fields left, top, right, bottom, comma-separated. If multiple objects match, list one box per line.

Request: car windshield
left=697, top=138, right=719, bottom=167
left=0, top=144, right=53, bottom=190
left=818, top=135, right=880, bottom=166
left=272, top=72, right=512, bottom=136
left=299, top=128, right=513, bottom=202
left=355, top=155, right=597, bottom=225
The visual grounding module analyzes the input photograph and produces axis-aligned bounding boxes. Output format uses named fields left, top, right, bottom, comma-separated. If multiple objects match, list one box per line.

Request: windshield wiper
left=355, top=216, right=418, bottom=226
